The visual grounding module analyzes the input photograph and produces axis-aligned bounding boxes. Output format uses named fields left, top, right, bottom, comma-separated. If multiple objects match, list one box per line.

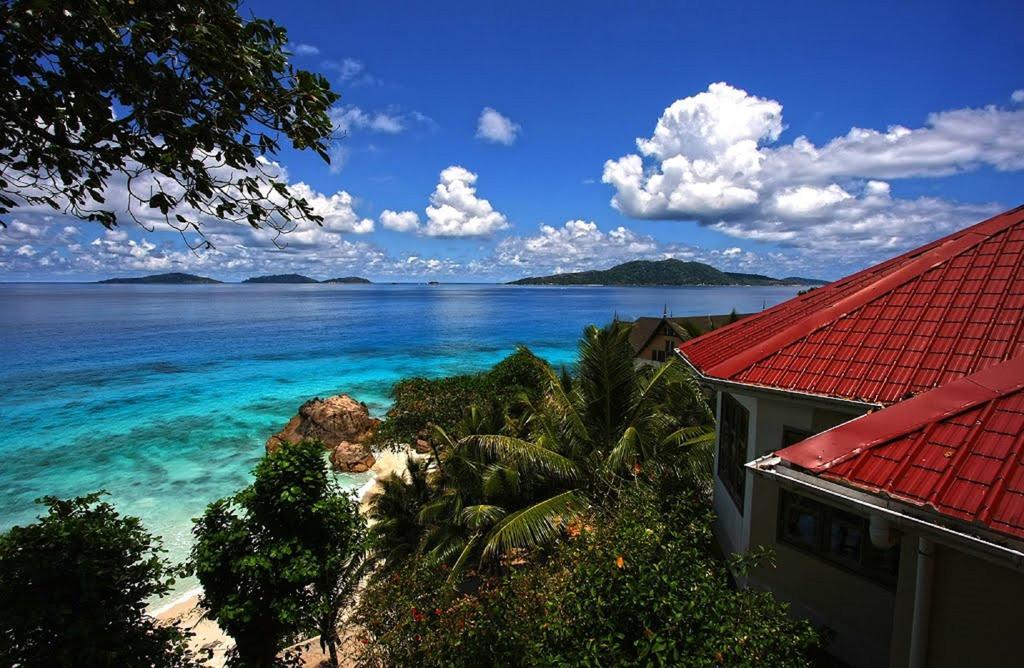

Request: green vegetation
left=0, top=493, right=199, bottom=667
left=372, top=346, right=550, bottom=448
left=322, top=276, right=372, bottom=284
left=357, top=484, right=818, bottom=667
left=242, top=273, right=320, bottom=284
left=357, top=321, right=818, bottom=665
left=510, top=259, right=825, bottom=287
left=0, top=0, right=337, bottom=243
left=367, top=323, right=715, bottom=575
left=98, top=272, right=222, bottom=284
left=191, top=439, right=368, bottom=667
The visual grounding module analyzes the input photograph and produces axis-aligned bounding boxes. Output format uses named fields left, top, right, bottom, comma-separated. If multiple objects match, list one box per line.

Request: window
left=782, top=426, right=813, bottom=448
left=717, top=392, right=749, bottom=513
left=651, top=349, right=666, bottom=363
left=778, top=490, right=900, bottom=588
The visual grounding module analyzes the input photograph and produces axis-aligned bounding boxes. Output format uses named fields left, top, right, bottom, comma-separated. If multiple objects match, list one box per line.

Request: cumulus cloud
left=379, top=210, right=421, bottom=232
left=603, top=82, right=1021, bottom=262
left=1013, top=89, right=1024, bottom=104
left=423, top=166, right=509, bottom=237
left=476, top=107, right=521, bottom=145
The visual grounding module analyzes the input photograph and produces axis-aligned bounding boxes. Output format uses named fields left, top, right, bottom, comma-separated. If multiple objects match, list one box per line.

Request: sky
left=3, top=0, right=1024, bottom=282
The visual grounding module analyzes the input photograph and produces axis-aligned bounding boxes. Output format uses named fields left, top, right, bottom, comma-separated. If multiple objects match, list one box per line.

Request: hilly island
left=510, top=259, right=825, bottom=286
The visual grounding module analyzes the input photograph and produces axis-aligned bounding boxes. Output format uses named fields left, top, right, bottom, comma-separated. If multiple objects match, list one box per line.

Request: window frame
left=717, top=392, right=749, bottom=514
left=777, top=490, right=900, bottom=589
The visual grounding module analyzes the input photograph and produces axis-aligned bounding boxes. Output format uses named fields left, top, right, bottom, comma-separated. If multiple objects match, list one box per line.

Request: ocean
left=0, top=282, right=801, bottom=598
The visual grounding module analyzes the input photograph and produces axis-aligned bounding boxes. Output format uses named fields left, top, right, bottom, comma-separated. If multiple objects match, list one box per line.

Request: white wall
left=711, top=388, right=863, bottom=561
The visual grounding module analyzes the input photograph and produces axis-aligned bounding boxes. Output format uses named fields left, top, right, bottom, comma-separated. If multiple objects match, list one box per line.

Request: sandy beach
left=154, top=448, right=413, bottom=667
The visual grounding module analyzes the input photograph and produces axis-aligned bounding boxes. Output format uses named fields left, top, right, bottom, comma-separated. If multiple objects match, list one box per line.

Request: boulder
left=266, top=394, right=380, bottom=473
left=330, top=441, right=376, bottom=473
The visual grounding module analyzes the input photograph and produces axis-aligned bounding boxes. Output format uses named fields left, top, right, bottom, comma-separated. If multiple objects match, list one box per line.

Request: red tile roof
left=775, top=357, right=1024, bottom=541
left=678, top=205, right=1024, bottom=405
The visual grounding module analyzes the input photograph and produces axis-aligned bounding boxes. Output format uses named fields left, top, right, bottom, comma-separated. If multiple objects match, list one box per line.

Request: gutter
left=748, top=455, right=1024, bottom=572
left=674, top=349, right=882, bottom=413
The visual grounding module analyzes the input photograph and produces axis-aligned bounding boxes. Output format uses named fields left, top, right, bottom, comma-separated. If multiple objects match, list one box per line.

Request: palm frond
left=481, top=463, right=520, bottom=498
left=446, top=533, right=481, bottom=585
left=481, top=490, right=586, bottom=560
left=458, top=434, right=580, bottom=482
left=604, top=425, right=642, bottom=474
left=459, top=504, right=507, bottom=530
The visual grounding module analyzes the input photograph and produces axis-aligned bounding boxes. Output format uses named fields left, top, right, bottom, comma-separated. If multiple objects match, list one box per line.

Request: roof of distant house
left=678, top=205, right=1024, bottom=405
left=775, top=356, right=1024, bottom=541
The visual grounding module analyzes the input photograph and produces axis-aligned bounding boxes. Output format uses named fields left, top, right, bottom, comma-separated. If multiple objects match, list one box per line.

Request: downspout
left=909, top=537, right=935, bottom=668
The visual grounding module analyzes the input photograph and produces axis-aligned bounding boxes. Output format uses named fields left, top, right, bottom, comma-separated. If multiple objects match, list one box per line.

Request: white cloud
left=493, top=219, right=804, bottom=277
left=322, top=58, right=378, bottom=86
left=291, top=43, right=320, bottom=56
left=1013, top=89, right=1024, bottom=104
left=476, top=107, right=521, bottom=145
left=423, top=166, right=509, bottom=237
left=329, top=105, right=405, bottom=134
left=379, top=210, right=421, bottom=232
left=603, top=82, right=1021, bottom=263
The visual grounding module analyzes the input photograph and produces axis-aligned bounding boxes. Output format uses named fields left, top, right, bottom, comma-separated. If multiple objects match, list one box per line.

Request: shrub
left=0, top=493, right=198, bottom=667
left=354, top=482, right=819, bottom=667
left=373, top=346, right=549, bottom=447
left=191, top=439, right=368, bottom=667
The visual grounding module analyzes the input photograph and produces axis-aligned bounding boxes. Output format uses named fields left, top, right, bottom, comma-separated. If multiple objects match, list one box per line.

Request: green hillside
left=98, top=272, right=221, bottom=284
left=510, top=259, right=824, bottom=286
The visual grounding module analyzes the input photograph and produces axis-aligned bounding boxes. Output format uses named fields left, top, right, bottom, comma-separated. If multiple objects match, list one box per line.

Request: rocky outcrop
left=330, top=441, right=376, bottom=473
left=266, top=394, right=380, bottom=472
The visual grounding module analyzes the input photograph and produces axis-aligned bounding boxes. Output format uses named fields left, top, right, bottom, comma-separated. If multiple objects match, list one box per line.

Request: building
left=675, top=205, right=1024, bottom=667
left=629, top=313, right=741, bottom=365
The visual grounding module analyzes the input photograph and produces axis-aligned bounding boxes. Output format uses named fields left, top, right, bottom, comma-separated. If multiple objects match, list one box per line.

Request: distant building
left=629, top=313, right=742, bottom=365
left=675, top=205, right=1024, bottom=668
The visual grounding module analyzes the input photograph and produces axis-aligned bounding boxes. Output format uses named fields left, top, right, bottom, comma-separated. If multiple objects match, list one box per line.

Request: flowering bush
left=354, top=482, right=819, bottom=667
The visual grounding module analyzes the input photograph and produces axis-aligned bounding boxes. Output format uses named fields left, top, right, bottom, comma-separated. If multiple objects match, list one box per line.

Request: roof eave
left=675, top=349, right=882, bottom=413
left=749, top=455, right=1024, bottom=572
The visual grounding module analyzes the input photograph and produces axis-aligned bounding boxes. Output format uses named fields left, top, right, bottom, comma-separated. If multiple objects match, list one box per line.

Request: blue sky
left=3, top=0, right=1024, bottom=281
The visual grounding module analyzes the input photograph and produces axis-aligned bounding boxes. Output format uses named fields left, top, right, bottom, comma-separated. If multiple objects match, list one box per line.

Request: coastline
left=153, top=448, right=412, bottom=666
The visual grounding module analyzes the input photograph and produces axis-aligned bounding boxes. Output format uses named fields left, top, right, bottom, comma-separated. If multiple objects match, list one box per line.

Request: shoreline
left=153, top=447, right=413, bottom=666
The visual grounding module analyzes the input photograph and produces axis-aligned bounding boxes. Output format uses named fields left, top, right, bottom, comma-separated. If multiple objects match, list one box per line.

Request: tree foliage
left=0, top=493, right=199, bottom=668
left=0, top=0, right=338, bottom=245
left=367, top=322, right=716, bottom=578
left=372, top=346, right=550, bottom=448
left=191, top=439, right=368, bottom=667
left=355, top=483, right=819, bottom=667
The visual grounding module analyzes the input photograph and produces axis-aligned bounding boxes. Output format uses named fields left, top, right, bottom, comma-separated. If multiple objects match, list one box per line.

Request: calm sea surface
left=0, top=283, right=801, bottom=597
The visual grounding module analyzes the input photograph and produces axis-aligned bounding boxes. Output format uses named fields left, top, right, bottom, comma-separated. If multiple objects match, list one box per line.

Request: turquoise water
left=0, top=283, right=801, bottom=598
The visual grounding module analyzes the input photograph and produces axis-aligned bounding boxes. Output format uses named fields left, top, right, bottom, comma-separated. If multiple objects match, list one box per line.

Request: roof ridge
left=777, top=356, right=1024, bottom=473
left=703, top=207, right=1024, bottom=380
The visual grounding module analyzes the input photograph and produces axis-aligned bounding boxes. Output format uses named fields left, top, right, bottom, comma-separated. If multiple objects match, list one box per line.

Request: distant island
left=242, top=274, right=319, bottom=284
left=322, top=276, right=372, bottom=284
left=509, top=259, right=826, bottom=287
left=97, top=272, right=222, bottom=285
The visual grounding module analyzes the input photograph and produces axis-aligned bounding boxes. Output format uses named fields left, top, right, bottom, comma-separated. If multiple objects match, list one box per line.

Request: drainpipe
left=909, top=537, right=935, bottom=668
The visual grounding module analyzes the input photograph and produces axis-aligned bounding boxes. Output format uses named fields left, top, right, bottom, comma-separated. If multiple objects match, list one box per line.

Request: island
left=321, top=276, right=372, bottom=284
left=242, top=273, right=319, bottom=284
left=97, top=272, right=222, bottom=284
left=509, top=259, right=826, bottom=287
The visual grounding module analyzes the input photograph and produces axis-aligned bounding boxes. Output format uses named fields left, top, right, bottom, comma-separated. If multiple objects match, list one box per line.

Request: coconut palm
left=368, top=322, right=715, bottom=577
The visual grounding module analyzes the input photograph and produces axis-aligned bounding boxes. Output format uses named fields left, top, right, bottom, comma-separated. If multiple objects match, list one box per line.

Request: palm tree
left=368, top=322, right=715, bottom=577
left=366, top=456, right=432, bottom=570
